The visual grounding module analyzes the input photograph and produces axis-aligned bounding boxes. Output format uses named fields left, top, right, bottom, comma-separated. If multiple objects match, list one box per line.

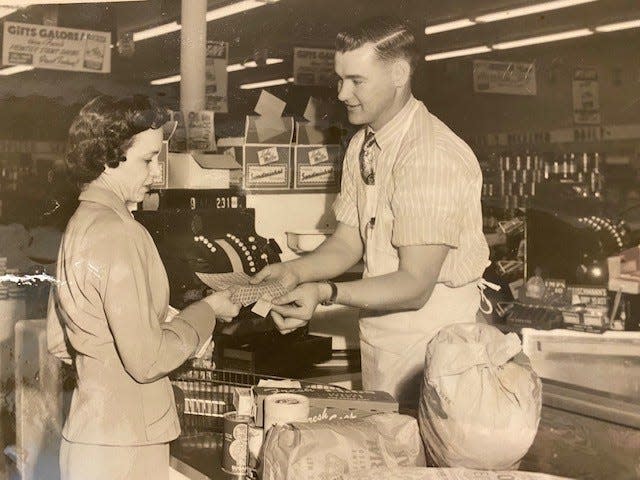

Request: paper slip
left=254, top=90, right=286, bottom=118
left=196, top=271, right=288, bottom=307
left=251, top=298, right=273, bottom=318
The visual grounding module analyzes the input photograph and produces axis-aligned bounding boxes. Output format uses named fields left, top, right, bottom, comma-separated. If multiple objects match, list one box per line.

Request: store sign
left=473, top=60, right=536, bottom=96
left=205, top=40, right=229, bottom=113
left=293, top=47, right=335, bottom=86
left=2, top=21, right=111, bottom=73
left=572, top=68, right=601, bottom=125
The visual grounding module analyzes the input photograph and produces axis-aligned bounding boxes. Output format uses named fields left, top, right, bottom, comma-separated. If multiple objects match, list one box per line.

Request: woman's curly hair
left=66, top=95, right=170, bottom=186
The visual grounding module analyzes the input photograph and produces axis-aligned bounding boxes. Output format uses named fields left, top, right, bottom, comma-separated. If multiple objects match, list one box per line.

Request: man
left=253, top=16, right=489, bottom=407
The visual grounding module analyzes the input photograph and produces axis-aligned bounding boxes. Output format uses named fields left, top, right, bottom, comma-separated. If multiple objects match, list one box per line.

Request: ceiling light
left=0, top=7, right=16, bottom=19
left=595, top=19, right=640, bottom=32
left=492, top=28, right=593, bottom=49
left=425, top=46, right=491, bottom=61
left=150, top=58, right=285, bottom=85
left=425, top=19, right=476, bottom=35
left=150, top=74, right=181, bottom=85
left=133, top=21, right=181, bottom=42
left=206, top=0, right=279, bottom=22
left=476, top=0, right=598, bottom=23
left=227, top=58, right=283, bottom=71
left=0, top=65, right=35, bottom=76
left=240, top=77, right=292, bottom=90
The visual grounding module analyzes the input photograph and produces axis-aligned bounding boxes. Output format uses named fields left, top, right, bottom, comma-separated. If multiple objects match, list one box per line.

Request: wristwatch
left=320, top=281, right=338, bottom=306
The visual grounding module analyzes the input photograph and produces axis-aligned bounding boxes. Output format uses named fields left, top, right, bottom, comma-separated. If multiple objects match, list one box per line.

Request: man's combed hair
left=335, top=16, right=419, bottom=74
left=66, top=95, right=170, bottom=186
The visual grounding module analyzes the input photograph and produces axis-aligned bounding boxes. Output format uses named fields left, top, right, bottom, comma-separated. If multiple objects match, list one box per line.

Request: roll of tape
left=264, top=393, right=310, bottom=433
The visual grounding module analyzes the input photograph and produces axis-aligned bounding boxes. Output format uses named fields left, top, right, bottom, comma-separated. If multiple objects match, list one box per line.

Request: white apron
left=358, top=101, right=481, bottom=407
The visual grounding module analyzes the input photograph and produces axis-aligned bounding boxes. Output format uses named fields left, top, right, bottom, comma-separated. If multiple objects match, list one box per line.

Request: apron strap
left=478, top=278, right=500, bottom=315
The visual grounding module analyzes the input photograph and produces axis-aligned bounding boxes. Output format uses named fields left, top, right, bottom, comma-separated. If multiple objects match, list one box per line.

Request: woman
left=46, top=95, right=241, bottom=480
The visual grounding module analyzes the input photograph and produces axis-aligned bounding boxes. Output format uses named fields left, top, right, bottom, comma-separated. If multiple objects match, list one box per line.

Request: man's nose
left=337, top=81, right=350, bottom=101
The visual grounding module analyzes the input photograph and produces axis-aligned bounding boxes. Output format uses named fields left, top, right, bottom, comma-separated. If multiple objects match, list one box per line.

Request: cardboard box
left=167, top=152, right=241, bottom=189
left=253, top=387, right=398, bottom=427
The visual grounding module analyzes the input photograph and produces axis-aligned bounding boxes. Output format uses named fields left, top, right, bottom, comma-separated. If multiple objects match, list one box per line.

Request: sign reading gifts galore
left=2, top=21, right=111, bottom=73
left=293, top=47, right=336, bottom=86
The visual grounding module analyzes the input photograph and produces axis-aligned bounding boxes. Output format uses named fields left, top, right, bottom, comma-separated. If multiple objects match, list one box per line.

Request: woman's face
left=104, top=128, right=163, bottom=204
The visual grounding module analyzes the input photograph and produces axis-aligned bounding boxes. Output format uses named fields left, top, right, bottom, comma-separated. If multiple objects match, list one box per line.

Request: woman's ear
left=391, top=58, right=411, bottom=88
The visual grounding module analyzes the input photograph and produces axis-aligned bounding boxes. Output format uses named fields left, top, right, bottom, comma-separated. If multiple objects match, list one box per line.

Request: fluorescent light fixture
left=595, top=19, right=640, bottom=32
left=206, top=0, right=279, bottom=22
left=0, top=65, right=35, bottom=76
left=240, top=77, right=292, bottom=90
left=150, top=74, right=181, bottom=85
left=476, top=0, right=598, bottom=23
left=227, top=58, right=283, bottom=71
left=425, top=45, right=491, bottom=61
left=425, top=19, right=476, bottom=35
left=492, top=28, right=593, bottom=49
left=0, top=7, right=16, bottom=19
left=132, top=21, right=181, bottom=42
left=133, top=1, right=280, bottom=43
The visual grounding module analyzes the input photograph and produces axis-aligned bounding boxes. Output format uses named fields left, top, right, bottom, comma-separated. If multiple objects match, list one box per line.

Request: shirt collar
left=78, top=183, right=133, bottom=220
left=369, top=95, right=418, bottom=152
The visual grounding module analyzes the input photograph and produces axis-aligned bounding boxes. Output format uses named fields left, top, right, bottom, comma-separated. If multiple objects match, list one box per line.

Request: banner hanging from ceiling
left=2, top=21, right=111, bottom=73
left=205, top=40, right=229, bottom=113
left=473, top=60, right=537, bottom=96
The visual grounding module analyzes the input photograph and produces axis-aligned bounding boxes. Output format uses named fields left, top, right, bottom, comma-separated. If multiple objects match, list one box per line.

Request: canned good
left=222, top=412, right=251, bottom=477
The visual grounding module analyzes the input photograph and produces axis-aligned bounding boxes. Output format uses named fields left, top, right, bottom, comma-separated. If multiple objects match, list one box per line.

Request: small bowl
left=286, top=230, right=333, bottom=253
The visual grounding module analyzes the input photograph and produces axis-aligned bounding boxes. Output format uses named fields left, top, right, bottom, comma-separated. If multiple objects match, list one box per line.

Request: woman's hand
left=202, top=289, right=241, bottom=322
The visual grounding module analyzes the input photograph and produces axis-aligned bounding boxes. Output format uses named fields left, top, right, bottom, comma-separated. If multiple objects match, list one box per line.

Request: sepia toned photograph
left=0, top=1, right=639, bottom=479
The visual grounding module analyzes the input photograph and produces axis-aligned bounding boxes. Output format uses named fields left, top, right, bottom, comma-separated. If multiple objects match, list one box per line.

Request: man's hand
left=249, top=262, right=300, bottom=290
left=270, top=310, right=308, bottom=335
left=270, top=283, right=326, bottom=322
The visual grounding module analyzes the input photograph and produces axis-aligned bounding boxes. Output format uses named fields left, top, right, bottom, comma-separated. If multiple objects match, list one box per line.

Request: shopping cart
left=170, top=366, right=346, bottom=434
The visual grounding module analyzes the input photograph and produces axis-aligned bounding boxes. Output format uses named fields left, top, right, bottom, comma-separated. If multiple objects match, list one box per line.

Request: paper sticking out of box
left=303, top=96, right=325, bottom=123
left=233, top=387, right=255, bottom=417
left=255, top=90, right=286, bottom=118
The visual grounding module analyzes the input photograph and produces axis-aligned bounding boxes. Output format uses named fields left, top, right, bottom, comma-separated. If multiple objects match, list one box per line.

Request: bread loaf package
left=261, top=413, right=425, bottom=480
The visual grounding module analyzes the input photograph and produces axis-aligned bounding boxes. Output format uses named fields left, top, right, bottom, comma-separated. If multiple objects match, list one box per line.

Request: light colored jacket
left=47, top=184, right=214, bottom=446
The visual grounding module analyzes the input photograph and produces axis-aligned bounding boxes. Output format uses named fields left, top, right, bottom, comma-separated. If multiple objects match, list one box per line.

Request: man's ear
left=391, top=58, right=411, bottom=88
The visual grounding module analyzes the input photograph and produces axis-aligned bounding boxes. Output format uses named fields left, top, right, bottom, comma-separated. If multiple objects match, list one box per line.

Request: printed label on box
left=299, top=165, right=336, bottom=184
left=308, top=147, right=329, bottom=165
left=257, top=146, right=280, bottom=165
left=248, top=165, right=287, bottom=185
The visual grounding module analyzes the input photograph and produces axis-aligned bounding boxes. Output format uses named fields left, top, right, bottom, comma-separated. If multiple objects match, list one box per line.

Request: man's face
left=335, top=43, right=397, bottom=131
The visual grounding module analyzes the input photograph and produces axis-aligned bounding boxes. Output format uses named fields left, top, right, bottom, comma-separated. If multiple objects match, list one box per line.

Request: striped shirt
left=333, top=96, right=489, bottom=287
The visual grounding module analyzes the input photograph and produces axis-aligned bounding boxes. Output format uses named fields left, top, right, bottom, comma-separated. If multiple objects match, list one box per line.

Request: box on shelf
left=243, top=115, right=294, bottom=190
left=293, top=122, right=343, bottom=191
left=522, top=327, right=640, bottom=401
left=253, top=386, right=398, bottom=427
left=167, top=152, right=241, bottom=189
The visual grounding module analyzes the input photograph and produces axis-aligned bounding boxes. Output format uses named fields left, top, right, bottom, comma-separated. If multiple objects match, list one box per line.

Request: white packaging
left=419, top=323, right=542, bottom=470
left=264, top=393, right=310, bottom=433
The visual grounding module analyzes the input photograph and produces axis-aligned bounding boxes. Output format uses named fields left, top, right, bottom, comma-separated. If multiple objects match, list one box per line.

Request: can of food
left=222, top=411, right=251, bottom=477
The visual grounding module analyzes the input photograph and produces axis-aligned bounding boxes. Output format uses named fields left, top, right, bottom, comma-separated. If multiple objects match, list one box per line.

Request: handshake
left=200, top=263, right=329, bottom=335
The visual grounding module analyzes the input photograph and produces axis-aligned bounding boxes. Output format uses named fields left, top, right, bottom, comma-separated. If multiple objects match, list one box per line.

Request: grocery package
left=331, top=467, right=571, bottom=480
left=253, top=386, right=398, bottom=427
left=261, top=413, right=425, bottom=480
left=419, top=323, right=542, bottom=470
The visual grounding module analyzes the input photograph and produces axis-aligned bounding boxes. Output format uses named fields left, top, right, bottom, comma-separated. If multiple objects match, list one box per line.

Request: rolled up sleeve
left=391, top=144, right=468, bottom=248
left=332, top=143, right=359, bottom=228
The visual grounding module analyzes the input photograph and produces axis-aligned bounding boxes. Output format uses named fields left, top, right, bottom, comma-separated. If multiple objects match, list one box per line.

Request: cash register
left=134, top=189, right=332, bottom=377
